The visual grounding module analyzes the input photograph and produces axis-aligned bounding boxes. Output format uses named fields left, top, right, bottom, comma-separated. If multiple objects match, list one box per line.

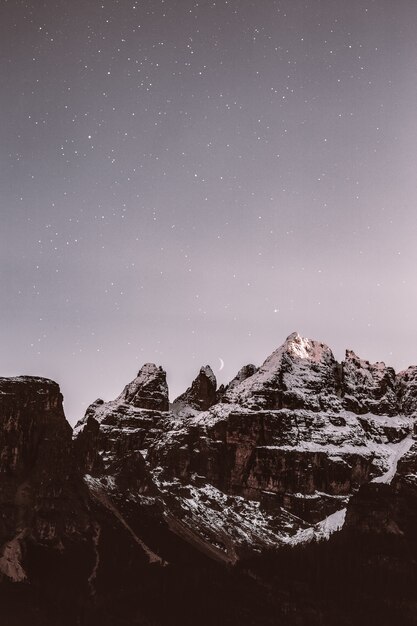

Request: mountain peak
left=284, top=332, right=332, bottom=363
left=173, top=365, right=217, bottom=412
left=117, top=363, right=169, bottom=411
left=200, top=364, right=216, bottom=385
left=224, top=333, right=338, bottom=411
left=136, top=362, right=163, bottom=378
left=342, top=350, right=397, bottom=415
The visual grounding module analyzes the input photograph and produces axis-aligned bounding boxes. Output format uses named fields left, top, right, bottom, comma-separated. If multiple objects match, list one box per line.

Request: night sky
left=2, top=0, right=417, bottom=424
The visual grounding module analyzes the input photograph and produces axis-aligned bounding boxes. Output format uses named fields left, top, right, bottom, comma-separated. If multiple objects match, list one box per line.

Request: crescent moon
left=218, top=358, right=225, bottom=371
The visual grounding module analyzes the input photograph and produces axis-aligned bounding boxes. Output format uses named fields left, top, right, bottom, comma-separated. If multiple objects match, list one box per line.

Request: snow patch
left=288, top=507, right=347, bottom=546
left=285, top=332, right=330, bottom=363
left=0, top=533, right=27, bottom=582
left=372, top=435, right=415, bottom=484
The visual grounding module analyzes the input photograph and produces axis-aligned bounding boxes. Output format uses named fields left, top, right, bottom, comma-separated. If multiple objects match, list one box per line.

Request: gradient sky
left=1, top=0, right=417, bottom=424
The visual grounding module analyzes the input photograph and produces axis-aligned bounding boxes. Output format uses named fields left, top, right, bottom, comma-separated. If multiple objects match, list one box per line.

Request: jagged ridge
left=1, top=333, right=417, bottom=626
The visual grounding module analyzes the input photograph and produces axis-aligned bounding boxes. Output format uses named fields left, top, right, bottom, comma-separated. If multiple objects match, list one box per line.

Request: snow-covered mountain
left=2, top=333, right=417, bottom=625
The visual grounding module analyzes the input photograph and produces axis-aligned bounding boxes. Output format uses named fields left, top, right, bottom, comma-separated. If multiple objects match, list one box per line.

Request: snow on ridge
left=371, top=435, right=415, bottom=485
left=224, top=332, right=334, bottom=406
left=287, top=507, right=347, bottom=546
left=287, top=426, right=416, bottom=545
left=153, top=475, right=309, bottom=555
left=346, top=350, right=387, bottom=371
left=262, top=331, right=333, bottom=373
left=285, top=332, right=332, bottom=363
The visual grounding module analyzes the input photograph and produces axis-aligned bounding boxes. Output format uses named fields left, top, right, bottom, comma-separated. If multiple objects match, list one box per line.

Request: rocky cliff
left=0, top=377, right=88, bottom=582
left=1, top=333, right=417, bottom=625
left=172, top=364, right=218, bottom=412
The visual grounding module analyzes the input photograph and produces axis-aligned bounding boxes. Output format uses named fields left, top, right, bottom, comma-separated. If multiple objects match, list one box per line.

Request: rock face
left=342, top=350, right=398, bottom=415
left=397, top=366, right=417, bottom=416
left=173, top=365, right=217, bottom=411
left=116, top=363, right=169, bottom=411
left=224, top=332, right=341, bottom=411
left=0, top=376, right=70, bottom=477
left=3, top=335, right=417, bottom=625
left=0, top=377, right=89, bottom=583
left=73, top=365, right=170, bottom=475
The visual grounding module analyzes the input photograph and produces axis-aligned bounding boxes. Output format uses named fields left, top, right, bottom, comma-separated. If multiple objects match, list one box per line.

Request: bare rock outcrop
left=342, top=350, right=398, bottom=415
left=117, top=363, right=169, bottom=411
left=173, top=365, right=217, bottom=412
left=397, top=366, right=417, bottom=416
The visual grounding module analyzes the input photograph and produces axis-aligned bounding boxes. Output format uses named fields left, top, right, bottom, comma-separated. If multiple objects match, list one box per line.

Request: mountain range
left=1, top=332, right=417, bottom=625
